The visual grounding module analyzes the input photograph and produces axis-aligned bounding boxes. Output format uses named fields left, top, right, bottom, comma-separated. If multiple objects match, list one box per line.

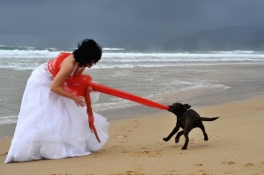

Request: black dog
left=163, top=103, right=219, bottom=150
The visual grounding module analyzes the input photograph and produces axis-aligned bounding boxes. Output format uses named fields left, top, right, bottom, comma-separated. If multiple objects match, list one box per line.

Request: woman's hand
left=72, top=96, right=86, bottom=107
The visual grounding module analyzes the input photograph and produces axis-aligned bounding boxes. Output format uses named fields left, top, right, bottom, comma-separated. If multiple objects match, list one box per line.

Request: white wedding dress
left=5, top=63, right=109, bottom=163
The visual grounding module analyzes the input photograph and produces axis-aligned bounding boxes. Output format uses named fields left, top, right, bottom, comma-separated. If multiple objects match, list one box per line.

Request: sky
left=1, top=0, right=264, bottom=50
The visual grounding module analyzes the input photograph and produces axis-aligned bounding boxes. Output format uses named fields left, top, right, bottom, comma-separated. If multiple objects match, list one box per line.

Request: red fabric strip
left=85, top=88, right=100, bottom=143
left=65, top=75, right=169, bottom=110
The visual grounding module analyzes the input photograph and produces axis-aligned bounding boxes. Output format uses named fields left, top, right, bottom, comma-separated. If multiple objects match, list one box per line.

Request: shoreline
left=1, top=87, right=264, bottom=138
left=1, top=94, right=264, bottom=174
left=2, top=62, right=264, bottom=121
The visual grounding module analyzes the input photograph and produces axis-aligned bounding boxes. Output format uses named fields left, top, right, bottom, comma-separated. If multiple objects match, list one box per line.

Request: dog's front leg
left=163, top=125, right=180, bottom=142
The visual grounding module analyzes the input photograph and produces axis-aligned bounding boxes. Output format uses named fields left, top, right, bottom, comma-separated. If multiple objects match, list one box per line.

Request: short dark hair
left=72, top=39, right=102, bottom=67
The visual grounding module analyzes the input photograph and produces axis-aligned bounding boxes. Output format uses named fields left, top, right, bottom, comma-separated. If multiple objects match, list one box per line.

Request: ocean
left=1, top=45, right=264, bottom=126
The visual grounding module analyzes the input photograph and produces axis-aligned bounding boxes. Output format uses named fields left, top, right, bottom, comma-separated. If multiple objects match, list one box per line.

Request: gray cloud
left=0, top=0, right=264, bottom=50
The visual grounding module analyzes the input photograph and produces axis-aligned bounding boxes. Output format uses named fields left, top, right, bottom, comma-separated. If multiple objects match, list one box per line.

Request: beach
left=1, top=50, right=264, bottom=174
left=1, top=95, right=264, bottom=175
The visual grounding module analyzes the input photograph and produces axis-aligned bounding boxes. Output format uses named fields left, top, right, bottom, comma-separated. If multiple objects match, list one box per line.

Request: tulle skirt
left=5, top=64, right=109, bottom=163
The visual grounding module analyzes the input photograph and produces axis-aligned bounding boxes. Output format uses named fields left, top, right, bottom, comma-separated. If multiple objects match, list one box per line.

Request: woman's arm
left=50, top=55, right=86, bottom=107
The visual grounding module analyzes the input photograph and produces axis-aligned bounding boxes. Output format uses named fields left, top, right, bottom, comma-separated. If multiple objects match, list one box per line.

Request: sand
left=1, top=94, right=264, bottom=175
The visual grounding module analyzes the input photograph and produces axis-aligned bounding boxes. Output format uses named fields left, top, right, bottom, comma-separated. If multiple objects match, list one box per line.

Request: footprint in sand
left=193, top=163, right=203, bottom=166
left=221, top=161, right=236, bottom=165
left=129, top=120, right=140, bottom=127
left=197, top=169, right=209, bottom=175
left=223, top=171, right=235, bottom=174
left=122, top=150, right=132, bottom=153
left=140, top=147, right=149, bottom=149
left=243, top=163, right=254, bottom=167
left=0, top=152, right=7, bottom=156
left=119, top=170, right=143, bottom=175
left=134, top=150, right=162, bottom=157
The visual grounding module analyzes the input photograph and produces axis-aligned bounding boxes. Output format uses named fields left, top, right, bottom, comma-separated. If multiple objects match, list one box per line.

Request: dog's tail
left=200, top=117, right=219, bottom=121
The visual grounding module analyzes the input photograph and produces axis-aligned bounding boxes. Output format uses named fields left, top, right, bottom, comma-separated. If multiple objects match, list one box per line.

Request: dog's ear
left=184, top=104, right=191, bottom=109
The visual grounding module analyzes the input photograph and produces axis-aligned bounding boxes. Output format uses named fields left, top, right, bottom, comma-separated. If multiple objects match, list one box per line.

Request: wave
left=1, top=53, right=264, bottom=70
left=0, top=45, right=125, bottom=52
left=0, top=46, right=264, bottom=70
left=0, top=116, right=17, bottom=125
left=103, top=48, right=125, bottom=51
left=0, top=45, right=60, bottom=51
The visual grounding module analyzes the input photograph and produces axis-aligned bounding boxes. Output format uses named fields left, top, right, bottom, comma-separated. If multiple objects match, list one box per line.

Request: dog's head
left=168, top=102, right=191, bottom=116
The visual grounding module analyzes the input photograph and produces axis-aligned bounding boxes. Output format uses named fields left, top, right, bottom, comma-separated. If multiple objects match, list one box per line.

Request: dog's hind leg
left=175, top=130, right=184, bottom=143
left=163, top=125, right=180, bottom=142
left=199, top=123, right=208, bottom=141
left=182, top=126, right=193, bottom=150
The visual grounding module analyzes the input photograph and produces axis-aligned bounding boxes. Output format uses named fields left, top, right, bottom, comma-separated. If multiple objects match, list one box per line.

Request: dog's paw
left=175, top=138, right=179, bottom=143
left=204, top=137, right=208, bottom=141
left=163, top=138, right=169, bottom=142
left=181, top=147, right=187, bottom=150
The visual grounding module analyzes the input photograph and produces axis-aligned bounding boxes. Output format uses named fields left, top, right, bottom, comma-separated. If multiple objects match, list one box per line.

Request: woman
left=5, top=39, right=109, bottom=163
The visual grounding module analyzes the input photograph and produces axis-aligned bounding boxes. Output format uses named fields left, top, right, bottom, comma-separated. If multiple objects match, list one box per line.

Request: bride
left=5, top=39, right=109, bottom=163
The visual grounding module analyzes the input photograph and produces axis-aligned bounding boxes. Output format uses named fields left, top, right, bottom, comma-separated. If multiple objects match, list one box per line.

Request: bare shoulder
left=52, top=54, right=76, bottom=84
left=60, top=54, right=76, bottom=70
